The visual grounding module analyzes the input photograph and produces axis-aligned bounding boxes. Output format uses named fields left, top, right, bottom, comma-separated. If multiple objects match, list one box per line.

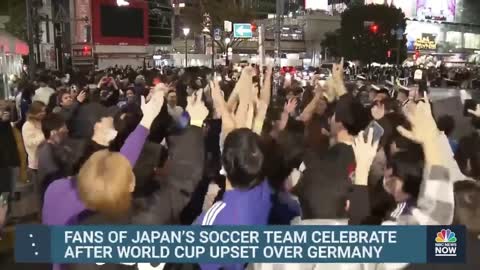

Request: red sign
left=72, top=46, right=93, bottom=58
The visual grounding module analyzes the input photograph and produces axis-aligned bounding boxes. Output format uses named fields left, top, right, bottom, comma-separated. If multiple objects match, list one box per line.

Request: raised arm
left=396, top=97, right=454, bottom=225
left=121, top=90, right=164, bottom=166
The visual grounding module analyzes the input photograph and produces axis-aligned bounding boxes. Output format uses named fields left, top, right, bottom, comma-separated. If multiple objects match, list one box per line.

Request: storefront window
left=464, top=33, right=480, bottom=49
left=446, top=31, right=462, bottom=48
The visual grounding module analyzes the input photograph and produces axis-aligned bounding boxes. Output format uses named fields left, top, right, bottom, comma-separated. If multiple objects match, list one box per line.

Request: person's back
left=196, top=129, right=270, bottom=270
left=33, top=85, right=55, bottom=105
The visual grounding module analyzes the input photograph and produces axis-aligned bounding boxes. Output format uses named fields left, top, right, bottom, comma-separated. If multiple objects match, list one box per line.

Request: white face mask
left=105, top=128, right=118, bottom=142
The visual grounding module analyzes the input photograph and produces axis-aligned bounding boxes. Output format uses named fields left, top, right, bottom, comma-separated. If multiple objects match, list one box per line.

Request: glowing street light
left=116, top=0, right=129, bottom=6
left=183, top=27, right=190, bottom=67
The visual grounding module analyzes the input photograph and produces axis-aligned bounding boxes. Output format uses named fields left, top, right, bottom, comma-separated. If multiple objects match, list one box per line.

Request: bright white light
left=116, top=0, right=129, bottom=6
left=183, top=27, right=190, bottom=36
left=179, top=3, right=185, bottom=8
left=225, top=37, right=231, bottom=44
left=305, top=0, right=328, bottom=11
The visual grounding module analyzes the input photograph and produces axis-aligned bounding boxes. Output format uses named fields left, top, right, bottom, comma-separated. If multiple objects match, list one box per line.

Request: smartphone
left=364, top=121, right=384, bottom=143
left=464, top=99, right=477, bottom=116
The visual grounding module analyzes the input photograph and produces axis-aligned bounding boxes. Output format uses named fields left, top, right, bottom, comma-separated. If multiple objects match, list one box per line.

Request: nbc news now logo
left=434, top=229, right=457, bottom=257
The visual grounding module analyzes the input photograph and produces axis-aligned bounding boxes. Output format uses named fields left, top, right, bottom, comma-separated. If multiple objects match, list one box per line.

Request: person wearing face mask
left=37, top=113, right=71, bottom=204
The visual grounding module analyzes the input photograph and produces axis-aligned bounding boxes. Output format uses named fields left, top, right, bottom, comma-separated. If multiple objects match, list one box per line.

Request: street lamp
left=116, top=0, right=129, bottom=6
left=224, top=37, right=231, bottom=66
left=183, top=27, right=190, bottom=67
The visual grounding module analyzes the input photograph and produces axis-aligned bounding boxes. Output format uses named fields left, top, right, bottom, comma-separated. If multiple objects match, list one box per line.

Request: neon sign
left=414, top=37, right=437, bottom=50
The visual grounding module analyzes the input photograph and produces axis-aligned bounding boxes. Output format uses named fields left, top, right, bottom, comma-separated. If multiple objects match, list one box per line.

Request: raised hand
left=468, top=104, right=480, bottom=118
left=76, top=90, right=87, bottom=103
left=284, top=98, right=298, bottom=115
left=186, top=90, right=209, bottom=128
left=211, top=81, right=236, bottom=138
left=396, top=94, right=439, bottom=145
left=140, top=90, right=164, bottom=130
left=353, top=128, right=379, bottom=186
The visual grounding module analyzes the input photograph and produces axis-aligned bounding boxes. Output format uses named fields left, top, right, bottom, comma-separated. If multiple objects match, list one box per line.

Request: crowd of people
left=1, top=60, right=480, bottom=270
left=355, top=64, right=480, bottom=89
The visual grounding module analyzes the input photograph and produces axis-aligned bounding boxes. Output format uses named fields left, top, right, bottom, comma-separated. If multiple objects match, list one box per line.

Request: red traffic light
left=82, top=45, right=92, bottom=56
left=387, top=50, right=391, bottom=58
left=414, top=50, right=420, bottom=60
left=370, top=24, right=378, bottom=34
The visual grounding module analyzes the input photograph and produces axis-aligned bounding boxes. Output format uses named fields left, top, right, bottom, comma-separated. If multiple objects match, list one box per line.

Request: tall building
left=148, top=0, right=173, bottom=46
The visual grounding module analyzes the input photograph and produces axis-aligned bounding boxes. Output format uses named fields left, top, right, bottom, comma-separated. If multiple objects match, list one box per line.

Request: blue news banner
left=15, top=225, right=466, bottom=264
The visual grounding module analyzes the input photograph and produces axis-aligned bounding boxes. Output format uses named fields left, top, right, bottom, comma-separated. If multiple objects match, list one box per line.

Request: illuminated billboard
left=305, top=0, right=329, bottom=11
left=416, top=0, right=456, bottom=22
left=364, top=0, right=415, bottom=17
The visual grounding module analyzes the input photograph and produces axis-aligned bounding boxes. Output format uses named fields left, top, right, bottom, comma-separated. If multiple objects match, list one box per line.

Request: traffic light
left=83, top=45, right=92, bottom=57
left=370, top=23, right=378, bottom=34
left=250, top=23, right=257, bottom=33
left=387, top=50, right=391, bottom=58
left=414, top=50, right=420, bottom=60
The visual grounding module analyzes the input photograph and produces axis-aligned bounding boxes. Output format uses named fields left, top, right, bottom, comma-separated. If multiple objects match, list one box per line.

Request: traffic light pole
left=274, top=0, right=283, bottom=67
left=396, top=39, right=400, bottom=66
left=26, top=0, right=36, bottom=79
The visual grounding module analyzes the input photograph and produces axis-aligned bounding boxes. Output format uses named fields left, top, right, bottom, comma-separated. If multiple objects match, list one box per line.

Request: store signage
left=74, top=0, right=90, bottom=43
left=414, top=36, right=437, bottom=50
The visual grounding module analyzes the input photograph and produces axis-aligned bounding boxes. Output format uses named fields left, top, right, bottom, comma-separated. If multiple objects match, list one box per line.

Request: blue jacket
left=195, top=180, right=272, bottom=270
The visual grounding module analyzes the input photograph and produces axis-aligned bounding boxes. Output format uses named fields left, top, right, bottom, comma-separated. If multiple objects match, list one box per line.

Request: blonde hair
left=77, top=150, right=134, bottom=218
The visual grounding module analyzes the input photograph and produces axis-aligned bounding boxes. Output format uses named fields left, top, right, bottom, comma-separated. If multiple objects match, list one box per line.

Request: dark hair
left=388, top=151, right=424, bottom=200
left=261, top=131, right=304, bottom=190
left=335, top=97, right=370, bottom=135
left=57, top=89, right=70, bottom=106
left=222, top=128, right=264, bottom=189
left=471, top=117, right=480, bottom=130
left=437, top=115, right=455, bottom=137
left=110, top=104, right=143, bottom=151
left=453, top=180, right=480, bottom=232
left=41, top=113, right=66, bottom=139
left=455, top=133, right=480, bottom=180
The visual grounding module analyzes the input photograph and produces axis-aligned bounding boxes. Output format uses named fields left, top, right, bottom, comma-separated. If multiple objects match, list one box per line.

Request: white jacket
left=250, top=218, right=408, bottom=270
left=32, top=86, right=54, bottom=105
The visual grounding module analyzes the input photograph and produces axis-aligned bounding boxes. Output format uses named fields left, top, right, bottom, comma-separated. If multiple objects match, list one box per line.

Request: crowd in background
left=1, top=60, right=480, bottom=270
left=354, top=64, right=480, bottom=89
